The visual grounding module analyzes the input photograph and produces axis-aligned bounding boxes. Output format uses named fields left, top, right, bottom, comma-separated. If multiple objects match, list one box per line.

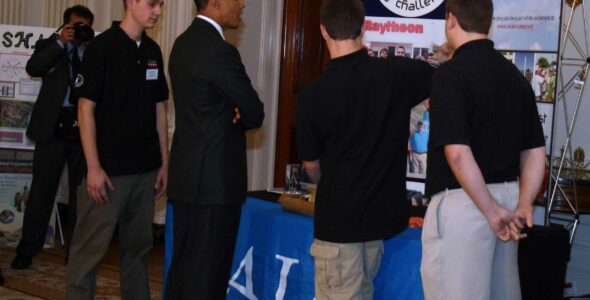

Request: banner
left=363, top=1, right=445, bottom=182
left=0, top=24, right=55, bottom=150
left=0, top=24, right=60, bottom=247
left=501, top=51, right=558, bottom=155
left=491, top=0, right=561, bottom=156
left=0, top=154, right=56, bottom=247
left=363, top=0, right=561, bottom=186
left=163, top=198, right=425, bottom=299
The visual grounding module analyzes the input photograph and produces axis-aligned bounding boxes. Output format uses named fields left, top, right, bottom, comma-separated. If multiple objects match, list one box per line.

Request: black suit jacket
left=26, top=36, right=73, bottom=142
left=168, top=18, right=265, bottom=205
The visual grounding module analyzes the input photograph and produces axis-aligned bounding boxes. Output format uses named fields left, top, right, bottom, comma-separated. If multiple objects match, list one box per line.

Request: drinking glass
left=285, top=164, right=302, bottom=194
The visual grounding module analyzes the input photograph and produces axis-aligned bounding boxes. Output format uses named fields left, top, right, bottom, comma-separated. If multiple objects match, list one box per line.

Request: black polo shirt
left=76, top=22, right=169, bottom=176
left=425, top=39, right=545, bottom=197
left=297, top=49, right=433, bottom=243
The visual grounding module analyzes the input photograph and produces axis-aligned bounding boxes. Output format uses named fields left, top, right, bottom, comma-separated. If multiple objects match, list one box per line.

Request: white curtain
left=0, top=0, right=25, bottom=25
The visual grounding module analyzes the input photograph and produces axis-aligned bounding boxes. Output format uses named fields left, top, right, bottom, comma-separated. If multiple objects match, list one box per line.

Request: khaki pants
left=310, top=239, right=384, bottom=300
left=66, top=171, right=156, bottom=300
left=412, top=152, right=427, bottom=174
left=421, top=181, right=521, bottom=300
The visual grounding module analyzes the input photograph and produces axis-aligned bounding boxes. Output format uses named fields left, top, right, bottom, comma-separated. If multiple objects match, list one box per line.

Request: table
left=164, top=197, right=424, bottom=299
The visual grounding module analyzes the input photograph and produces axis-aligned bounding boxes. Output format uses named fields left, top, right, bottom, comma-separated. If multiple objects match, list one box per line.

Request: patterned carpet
left=0, top=248, right=162, bottom=300
left=0, top=286, right=41, bottom=299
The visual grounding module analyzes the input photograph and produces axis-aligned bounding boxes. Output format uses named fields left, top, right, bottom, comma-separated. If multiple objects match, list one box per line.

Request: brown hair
left=320, top=0, right=365, bottom=40
left=446, top=0, right=493, bottom=34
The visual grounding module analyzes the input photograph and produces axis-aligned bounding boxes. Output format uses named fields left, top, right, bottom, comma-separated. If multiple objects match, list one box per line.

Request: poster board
left=491, top=0, right=561, bottom=156
left=0, top=24, right=59, bottom=247
left=363, top=0, right=562, bottom=208
left=1, top=25, right=55, bottom=149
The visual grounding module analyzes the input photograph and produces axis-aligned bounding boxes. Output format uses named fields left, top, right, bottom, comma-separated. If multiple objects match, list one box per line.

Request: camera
left=72, top=22, right=94, bottom=43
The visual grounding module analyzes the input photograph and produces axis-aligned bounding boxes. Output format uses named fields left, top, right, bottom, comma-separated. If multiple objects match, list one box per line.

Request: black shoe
left=11, top=254, right=32, bottom=270
left=0, top=269, right=4, bottom=285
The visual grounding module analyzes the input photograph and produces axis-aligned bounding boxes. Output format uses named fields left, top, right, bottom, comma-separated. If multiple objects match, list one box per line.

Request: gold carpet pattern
left=0, top=248, right=162, bottom=300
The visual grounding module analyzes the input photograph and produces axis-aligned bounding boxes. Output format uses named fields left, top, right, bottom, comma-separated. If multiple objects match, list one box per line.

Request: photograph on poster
left=407, top=99, right=429, bottom=179
left=367, top=41, right=413, bottom=59
left=501, top=51, right=557, bottom=103
left=407, top=180, right=427, bottom=208
left=366, top=41, right=446, bottom=64
left=407, top=180, right=427, bottom=226
left=533, top=52, right=557, bottom=102
left=0, top=81, right=15, bottom=98
left=0, top=99, right=33, bottom=128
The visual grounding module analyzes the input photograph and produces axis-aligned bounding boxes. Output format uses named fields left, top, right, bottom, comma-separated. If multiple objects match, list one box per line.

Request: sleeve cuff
left=431, top=137, right=471, bottom=149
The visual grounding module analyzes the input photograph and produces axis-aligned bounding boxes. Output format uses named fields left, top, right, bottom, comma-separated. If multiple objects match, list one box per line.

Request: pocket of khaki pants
left=422, top=193, right=446, bottom=240
left=310, top=242, right=342, bottom=289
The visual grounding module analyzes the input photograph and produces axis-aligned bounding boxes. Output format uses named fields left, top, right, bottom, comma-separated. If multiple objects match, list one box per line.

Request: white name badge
left=146, top=69, right=158, bottom=81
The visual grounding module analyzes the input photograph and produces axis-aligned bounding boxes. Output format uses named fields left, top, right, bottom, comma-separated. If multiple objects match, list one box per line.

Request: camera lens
left=73, top=22, right=95, bottom=43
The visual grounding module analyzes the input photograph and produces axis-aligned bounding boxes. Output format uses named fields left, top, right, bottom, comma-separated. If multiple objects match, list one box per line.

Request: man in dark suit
left=11, top=5, right=94, bottom=270
left=166, top=0, right=265, bottom=298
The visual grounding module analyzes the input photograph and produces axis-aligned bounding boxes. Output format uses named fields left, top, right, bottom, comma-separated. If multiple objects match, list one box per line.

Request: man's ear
left=358, top=25, right=365, bottom=42
left=446, top=12, right=457, bottom=31
left=320, top=24, right=330, bottom=42
left=127, top=0, right=139, bottom=10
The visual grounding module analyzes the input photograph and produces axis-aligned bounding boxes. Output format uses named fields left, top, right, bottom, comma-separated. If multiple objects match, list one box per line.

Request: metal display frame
left=546, top=0, right=590, bottom=244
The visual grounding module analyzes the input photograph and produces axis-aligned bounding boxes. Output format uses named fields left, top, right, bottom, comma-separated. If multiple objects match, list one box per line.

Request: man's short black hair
left=320, top=0, right=365, bottom=40
left=194, top=0, right=209, bottom=11
left=64, top=5, right=94, bottom=25
left=446, top=0, right=493, bottom=34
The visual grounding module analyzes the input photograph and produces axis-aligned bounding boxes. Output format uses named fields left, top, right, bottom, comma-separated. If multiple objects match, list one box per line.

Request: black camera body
left=72, top=22, right=94, bottom=43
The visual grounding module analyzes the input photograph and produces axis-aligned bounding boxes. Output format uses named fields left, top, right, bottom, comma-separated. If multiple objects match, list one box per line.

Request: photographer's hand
left=59, top=24, right=76, bottom=44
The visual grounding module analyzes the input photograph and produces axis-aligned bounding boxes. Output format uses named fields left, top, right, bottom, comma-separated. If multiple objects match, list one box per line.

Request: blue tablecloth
left=164, top=197, right=424, bottom=299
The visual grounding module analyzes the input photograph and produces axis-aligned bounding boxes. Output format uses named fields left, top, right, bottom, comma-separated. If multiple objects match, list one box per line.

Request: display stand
left=547, top=0, right=590, bottom=244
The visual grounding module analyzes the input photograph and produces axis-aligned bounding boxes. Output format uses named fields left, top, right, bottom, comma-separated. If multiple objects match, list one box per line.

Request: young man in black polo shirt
left=420, top=0, right=546, bottom=299
left=296, top=0, right=433, bottom=298
left=66, top=0, right=168, bottom=298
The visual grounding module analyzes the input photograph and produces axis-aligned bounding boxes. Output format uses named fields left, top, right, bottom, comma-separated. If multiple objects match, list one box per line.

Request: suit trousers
left=421, top=181, right=521, bottom=300
left=310, top=239, right=384, bottom=300
left=66, top=171, right=156, bottom=300
left=165, top=202, right=242, bottom=300
left=17, top=134, right=83, bottom=257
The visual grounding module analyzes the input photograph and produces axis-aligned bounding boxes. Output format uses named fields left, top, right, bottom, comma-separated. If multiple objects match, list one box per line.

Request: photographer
left=11, top=5, right=94, bottom=270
